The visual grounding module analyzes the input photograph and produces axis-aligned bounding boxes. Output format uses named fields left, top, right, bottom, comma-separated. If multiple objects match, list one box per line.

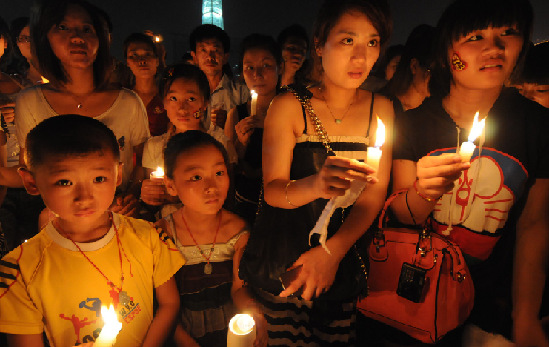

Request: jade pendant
left=204, top=263, right=212, bottom=275
left=335, top=119, right=342, bottom=124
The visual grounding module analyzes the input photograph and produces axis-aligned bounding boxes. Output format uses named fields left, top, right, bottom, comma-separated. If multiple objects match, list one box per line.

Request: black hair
left=240, top=33, right=282, bottom=68
left=189, top=24, right=230, bottom=53
left=123, top=33, right=158, bottom=60
left=0, top=16, right=14, bottom=72
left=277, top=24, right=309, bottom=51
left=383, top=24, right=435, bottom=96
left=164, top=130, right=229, bottom=179
left=370, top=44, right=404, bottom=79
left=8, top=17, right=30, bottom=76
left=429, top=0, right=533, bottom=99
left=313, top=0, right=392, bottom=52
left=26, top=114, right=120, bottom=169
left=30, top=0, right=112, bottom=89
left=160, top=63, right=211, bottom=102
left=511, top=41, right=549, bottom=85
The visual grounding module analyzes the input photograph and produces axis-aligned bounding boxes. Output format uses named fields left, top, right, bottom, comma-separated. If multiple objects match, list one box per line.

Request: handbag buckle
left=416, top=229, right=432, bottom=257
left=373, top=230, right=385, bottom=251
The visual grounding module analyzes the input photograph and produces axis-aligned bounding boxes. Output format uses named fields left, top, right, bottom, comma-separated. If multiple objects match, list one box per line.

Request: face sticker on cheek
left=451, top=52, right=467, bottom=71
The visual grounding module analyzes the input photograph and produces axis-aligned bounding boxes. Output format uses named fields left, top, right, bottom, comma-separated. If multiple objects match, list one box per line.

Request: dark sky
left=2, top=0, right=549, bottom=63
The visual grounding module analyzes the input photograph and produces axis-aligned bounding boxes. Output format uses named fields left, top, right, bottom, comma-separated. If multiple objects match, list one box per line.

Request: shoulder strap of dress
left=227, top=227, right=250, bottom=247
left=366, top=92, right=375, bottom=138
left=281, top=85, right=311, bottom=135
left=163, top=214, right=179, bottom=245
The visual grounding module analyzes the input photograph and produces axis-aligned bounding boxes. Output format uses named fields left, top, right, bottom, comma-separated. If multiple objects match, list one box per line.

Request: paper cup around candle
left=227, top=314, right=256, bottom=347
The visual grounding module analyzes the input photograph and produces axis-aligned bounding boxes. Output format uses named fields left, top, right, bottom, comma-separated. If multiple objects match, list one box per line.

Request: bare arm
left=142, top=277, right=180, bottom=347
left=6, top=334, right=44, bottom=347
left=513, top=179, right=549, bottom=347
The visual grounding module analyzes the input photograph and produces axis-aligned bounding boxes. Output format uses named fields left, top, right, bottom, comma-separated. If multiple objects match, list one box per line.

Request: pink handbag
left=357, top=191, right=475, bottom=343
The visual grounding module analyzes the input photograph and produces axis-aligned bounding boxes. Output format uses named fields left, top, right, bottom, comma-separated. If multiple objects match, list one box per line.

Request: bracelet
left=413, top=179, right=442, bottom=202
left=285, top=180, right=299, bottom=207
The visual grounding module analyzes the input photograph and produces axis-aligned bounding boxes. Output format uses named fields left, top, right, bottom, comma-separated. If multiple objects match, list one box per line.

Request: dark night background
left=2, top=0, right=549, bottom=64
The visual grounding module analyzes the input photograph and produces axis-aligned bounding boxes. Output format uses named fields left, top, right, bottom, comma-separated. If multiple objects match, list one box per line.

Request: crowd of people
left=0, top=0, right=548, bottom=346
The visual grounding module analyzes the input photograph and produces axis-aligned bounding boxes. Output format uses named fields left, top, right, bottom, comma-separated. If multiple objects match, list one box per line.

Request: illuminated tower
left=202, top=0, right=224, bottom=29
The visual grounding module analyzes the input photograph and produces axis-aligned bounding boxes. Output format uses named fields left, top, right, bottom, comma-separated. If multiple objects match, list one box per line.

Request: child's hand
left=0, top=101, right=15, bottom=123
left=235, top=116, right=257, bottom=146
left=140, top=178, right=169, bottom=206
left=314, top=156, right=377, bottom=200
left=253, top=313, right=269, bottom=347
left=110, top=193, right=140, bottom=217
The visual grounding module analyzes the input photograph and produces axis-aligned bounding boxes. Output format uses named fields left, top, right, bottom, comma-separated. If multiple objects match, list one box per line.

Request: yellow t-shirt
left=0, top=213, right=185, bottom=346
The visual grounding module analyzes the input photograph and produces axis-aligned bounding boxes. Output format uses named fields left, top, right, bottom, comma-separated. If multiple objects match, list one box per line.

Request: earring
left=451, top=52, right=467, bottom=71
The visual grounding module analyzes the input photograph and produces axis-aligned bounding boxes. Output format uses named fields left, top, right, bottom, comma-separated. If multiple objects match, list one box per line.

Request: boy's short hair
left=277, top=24, right=310, bottom=51
left=26, top=114, right=120, bottom=169
left=511, top=41, right=549, bottom=85
left=164, top=130, right=229, bottom=179
left=160, top=63, right=211, bottom=102
left=189, top=24, right=230, bottom=53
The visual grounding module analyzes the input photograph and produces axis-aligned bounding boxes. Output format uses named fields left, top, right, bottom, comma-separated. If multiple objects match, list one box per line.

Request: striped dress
left=164, top=214, right=248, bottom=346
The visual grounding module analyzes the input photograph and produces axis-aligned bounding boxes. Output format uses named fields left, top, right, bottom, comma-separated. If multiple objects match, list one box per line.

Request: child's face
left=165, top=145, right=229, bottom=215
left=164, top=77, right=205, bottom=131
left=316, top=10, right=380, bottom=89
left=20, top=151, right=121, bottom=227
left=515, top=83, right=549, bottom=108
left=242, top=47, right=280, bottom=96
left=448, top=25, right=523, bottom=91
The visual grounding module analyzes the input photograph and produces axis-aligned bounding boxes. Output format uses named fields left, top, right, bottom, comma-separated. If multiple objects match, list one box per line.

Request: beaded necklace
left=180, top=210, right=222, bottom=275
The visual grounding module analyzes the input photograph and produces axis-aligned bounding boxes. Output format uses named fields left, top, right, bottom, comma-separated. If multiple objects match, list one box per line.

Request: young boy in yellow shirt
left=0, top=115, right=185, bottom=346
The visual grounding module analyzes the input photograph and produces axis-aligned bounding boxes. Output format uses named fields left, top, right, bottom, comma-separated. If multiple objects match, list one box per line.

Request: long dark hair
left=30, top=0, right=112, bottom=88
left=429, top=0, right=533, bottom=99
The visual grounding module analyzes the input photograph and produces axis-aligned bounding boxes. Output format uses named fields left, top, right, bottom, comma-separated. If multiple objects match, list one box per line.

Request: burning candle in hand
left=250, top=90, right=258, bottom=118
left=95, top=305, right=122, bottom=347
left=366, top=116, right=385, bottom=175
left=150, top=166, right=164, bottom=179
left=227, top=314, right=256, bottom=347
left=459, top=112, right=485, bottom=162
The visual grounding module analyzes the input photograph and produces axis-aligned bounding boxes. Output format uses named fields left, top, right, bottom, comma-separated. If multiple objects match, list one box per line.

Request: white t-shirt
left=15, top=86, right=150, bottom=189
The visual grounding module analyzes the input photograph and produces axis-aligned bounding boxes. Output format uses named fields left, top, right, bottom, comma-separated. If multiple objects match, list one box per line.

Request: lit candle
left=250, top=90, right=258, bottom=118
left=227, top=314, right=256, bottom=347
left=150, top=166, right=164, bottom=179
left=40, top=76, right=49, bottom=84
left=459, top=112, right=485, bottom=162
left=366, top=116, right=385, bottom=174
left=95, top=305, right=122, bottom=347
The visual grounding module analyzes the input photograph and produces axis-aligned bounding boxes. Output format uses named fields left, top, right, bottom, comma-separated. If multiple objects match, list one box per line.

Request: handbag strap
left=378, top=189, right=408, bottom=229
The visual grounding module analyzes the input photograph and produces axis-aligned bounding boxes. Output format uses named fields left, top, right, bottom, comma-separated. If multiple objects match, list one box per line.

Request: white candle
left=458, top=112, right=485, bottom=162
left=366, top=116, right=385, bottom=174
left=95, top=305, right=122, bottom=347
left=250, top=90, right=258, bottom=118
left=150, top=166, right=164, bottom=179
left=227, top=314, right=256, bottom=347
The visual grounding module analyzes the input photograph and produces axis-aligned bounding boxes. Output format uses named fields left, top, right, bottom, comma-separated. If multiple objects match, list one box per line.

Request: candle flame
left=229, top=314, right=255, bottom=335
left=153, top=167, right=164, bottom=177
left=374, top=116, right=385, bottom=148
left=95, top=304, right=122, bottom=345
left=154, top=35, right=163, bottom=43
left=40, top=76, right=49, bottom=84
left=250, top=90, right=258, bottom=99
left=468, top=112, right=485, bottom=143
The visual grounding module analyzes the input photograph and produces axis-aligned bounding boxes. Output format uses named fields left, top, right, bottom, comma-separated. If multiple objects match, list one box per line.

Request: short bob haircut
left=160, top=63, right=211, bottom=103
left=240, top=34, right=282, bottom=69
left=429, top=0, right=533, bottom=99
left=312, top=0, right=392, bottom=53
left=30, top=0, right=111, bottom=88
left=189, top=24, right=230, bottom=53
left=383, top=24, right=435, bottom=96
left=123, top=32, right=158, bottom=60
left=26, top=114, right=120, bottom=169
left=511, top=41, right=549, bottom=86
left=163, top=130, right=230, bottom=180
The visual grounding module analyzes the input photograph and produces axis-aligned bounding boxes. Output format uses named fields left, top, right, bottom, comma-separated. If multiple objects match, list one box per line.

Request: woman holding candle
left=140, top=63, right=236, bottom=217
left=224, top=34, right=282, bottom=225
left=386, top=0, right=549, bottom=345
left=238, top=0, right=394, bottom=344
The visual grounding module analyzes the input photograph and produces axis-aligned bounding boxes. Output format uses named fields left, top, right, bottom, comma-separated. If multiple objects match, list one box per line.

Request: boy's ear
left=116, top=163, right=123, bottom=187
left=410, top=58, right=420, bottom=75
left=314, top=38, right=322, bottom=57
left=17, top=167, right=40, bottom=196
left=191, top=51, right=198, bottom=64
left=163, top=177, right=179, bottom=197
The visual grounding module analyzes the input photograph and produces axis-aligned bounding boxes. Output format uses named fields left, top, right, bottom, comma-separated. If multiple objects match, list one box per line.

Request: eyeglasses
left=17, top=35, right=31, bottom=43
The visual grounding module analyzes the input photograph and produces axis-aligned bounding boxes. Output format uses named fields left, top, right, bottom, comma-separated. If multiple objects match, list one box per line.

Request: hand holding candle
left=366, top=116, right=385, bottom=175
left=227, top=314, right=256, bottom=347
left=95, top=305, right=122, bottom=347
left=459, top=112, right=485, bottom=162
left=250, top=90, right=258, bottom=118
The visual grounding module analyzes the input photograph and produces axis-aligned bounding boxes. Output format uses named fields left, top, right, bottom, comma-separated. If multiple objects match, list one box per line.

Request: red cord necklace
left=54, top=212, right=131, bottom=306
left=180, top=210, right=222, bottom=275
